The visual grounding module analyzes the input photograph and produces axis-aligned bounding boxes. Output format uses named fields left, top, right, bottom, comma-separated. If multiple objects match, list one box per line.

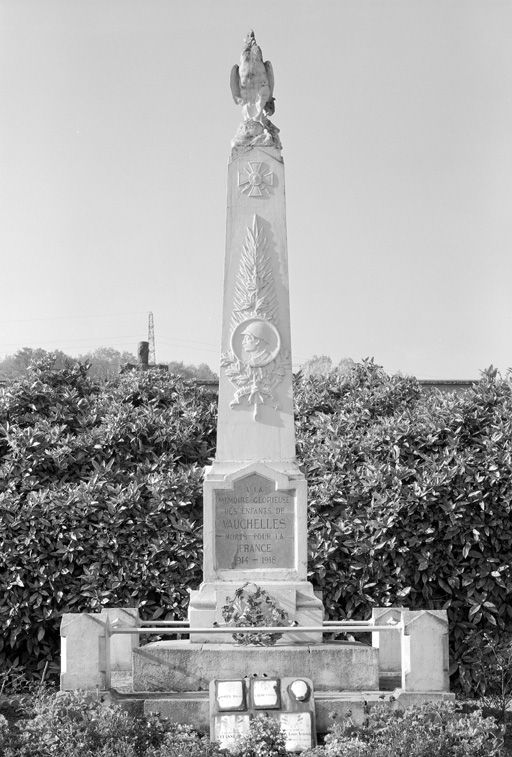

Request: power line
left=0, top=311, right=149, bottom=324
left=0, top=335, right=143, bottom=348
left=157, top=338, right=219, bottom=354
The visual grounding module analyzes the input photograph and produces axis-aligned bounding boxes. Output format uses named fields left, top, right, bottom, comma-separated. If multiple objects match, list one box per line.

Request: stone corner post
left=60, top=607, right=139, bottom=691
left=371, top=606, right=404, bottom=686
left=400, top=610, right=450, bottom=691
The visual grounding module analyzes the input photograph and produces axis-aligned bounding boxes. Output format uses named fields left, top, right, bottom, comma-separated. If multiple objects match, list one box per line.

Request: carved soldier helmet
left=241, top=321, right=270, bottom=344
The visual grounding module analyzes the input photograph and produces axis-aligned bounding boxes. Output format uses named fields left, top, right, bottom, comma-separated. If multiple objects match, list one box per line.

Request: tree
left=0, top=348, right=73, bottom=380
left=78, top=347, right=136, bottom=379
left=168, top=361, right=218, bottom=380
left=195, top=363, right=218, bottom=381
left=337, top=357, right=355, bottom=375
left=300, top=355, right=333, bottom=377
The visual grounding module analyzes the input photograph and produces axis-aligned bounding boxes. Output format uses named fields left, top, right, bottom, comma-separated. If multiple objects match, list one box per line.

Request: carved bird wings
left=230, top=61, right=274, bottom=106
left=230, top=32, right=275, bottom=118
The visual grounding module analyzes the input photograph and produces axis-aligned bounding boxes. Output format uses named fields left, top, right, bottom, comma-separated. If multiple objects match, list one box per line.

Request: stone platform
left=132, top=640, right=379, bottom=692
left=109, top=686, right=454, bottom=735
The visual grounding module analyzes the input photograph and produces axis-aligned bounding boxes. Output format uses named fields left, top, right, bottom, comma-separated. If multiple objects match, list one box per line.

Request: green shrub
left=232, top=713, right=287, bottom=757
left=297, top=361, right=512, bottom=688
left=458, top=631, right=512, bottom=723
left=0, top=690, right=227, bottom=757
left=146, top=723, right=226, bottom=757
left=1, top=357, right=512, bottom=687
left=0, top=361, right=216, bottom=679
left=2, top=689, right=172, bottom=757
left=302, top=701, right=503, bottom=757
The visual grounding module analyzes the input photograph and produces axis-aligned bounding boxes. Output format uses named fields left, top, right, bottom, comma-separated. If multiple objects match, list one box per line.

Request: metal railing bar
left=323, top=620, right=373, bottom=625
left=132, top=620, right=378, bottom=628
left=139, top=620, right=190, bottom=626
left=108, top=624, right=402, bottom=635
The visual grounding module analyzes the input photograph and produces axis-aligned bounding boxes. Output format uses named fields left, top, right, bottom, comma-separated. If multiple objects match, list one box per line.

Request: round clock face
left=290, top=679, right=309, bottom=701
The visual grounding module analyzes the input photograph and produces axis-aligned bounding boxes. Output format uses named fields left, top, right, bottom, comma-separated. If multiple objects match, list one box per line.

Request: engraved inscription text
left=215, top=474, right=295, bottom=570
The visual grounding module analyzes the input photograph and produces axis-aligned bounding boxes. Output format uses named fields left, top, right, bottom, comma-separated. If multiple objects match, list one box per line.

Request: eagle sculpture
left=230, top=31, right=275, bottom=121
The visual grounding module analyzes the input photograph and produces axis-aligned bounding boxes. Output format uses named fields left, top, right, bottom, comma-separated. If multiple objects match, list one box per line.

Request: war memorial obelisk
left=61, top=33, right=452, bottom=726
left=188, top=31, right=324, bottom=637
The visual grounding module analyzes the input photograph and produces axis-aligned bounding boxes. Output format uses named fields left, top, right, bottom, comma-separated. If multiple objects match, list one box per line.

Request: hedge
left=297, top=362, right=512, bottom=689
left=1, top=356, right=511, bottom=689
left=0, top=360, right=215, bottom=678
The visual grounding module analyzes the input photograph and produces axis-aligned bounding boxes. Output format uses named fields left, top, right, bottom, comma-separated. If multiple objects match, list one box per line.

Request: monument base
left=132, top=640, right=379, bottom=692
left=194, top=460, right=324, bottom=642
left=109, top=686, right=455, bottom=736
left=188, top=580, right=324, bottom=643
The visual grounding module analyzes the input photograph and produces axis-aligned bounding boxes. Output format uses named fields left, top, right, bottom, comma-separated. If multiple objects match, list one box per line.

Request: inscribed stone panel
left=215, top=473, right=295, bottom=570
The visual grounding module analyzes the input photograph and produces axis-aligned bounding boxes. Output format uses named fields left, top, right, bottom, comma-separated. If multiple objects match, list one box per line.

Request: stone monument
left=60, top=31, right=453, bottom=737
left=187, top=30, right=323, bottom=638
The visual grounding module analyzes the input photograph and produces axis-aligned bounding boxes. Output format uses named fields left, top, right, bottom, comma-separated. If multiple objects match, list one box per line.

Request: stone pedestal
left=132, top=641, right=379, bottom=692
left=189, top=462, right=323, bottom=642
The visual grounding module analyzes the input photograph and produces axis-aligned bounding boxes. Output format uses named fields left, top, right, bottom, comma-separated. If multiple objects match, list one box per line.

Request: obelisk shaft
left=216, top=146, right=296, bottom=464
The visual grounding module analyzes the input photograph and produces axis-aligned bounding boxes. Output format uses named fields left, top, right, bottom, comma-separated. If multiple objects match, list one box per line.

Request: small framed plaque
left=215, top=679, right=246, bottom=711
left=252, top=678, right=281, bottom=709
left=279, top=712, right=313, bottom=752
left=214, top=714, right=250, bottom=749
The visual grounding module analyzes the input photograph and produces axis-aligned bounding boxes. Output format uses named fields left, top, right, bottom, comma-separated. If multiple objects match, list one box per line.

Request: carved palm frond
left=232, top=215, right=278, bottom=327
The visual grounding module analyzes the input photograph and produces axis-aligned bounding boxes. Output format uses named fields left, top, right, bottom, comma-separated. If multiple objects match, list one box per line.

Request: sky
left=1, top=0, right=511, bottom=379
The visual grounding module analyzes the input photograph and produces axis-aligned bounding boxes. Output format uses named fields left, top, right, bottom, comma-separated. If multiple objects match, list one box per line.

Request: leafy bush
left=297, top=361, right=512, bottom=688
left=0, top=689, right=227, bottom=757
left=1, top=357, right=512, bottom=687
left=146, top=723, right=226, bottom=757
left=232, top=713, right=287, bottom=757
left=459, top=631, right=512, bottom=723
left=302, top=701, right=503, bottom=757
left=14, top=690, right=172, bottom=757
left=0, top=359, right=216, bottom=679
left=0, top=693, right=504, bottom=757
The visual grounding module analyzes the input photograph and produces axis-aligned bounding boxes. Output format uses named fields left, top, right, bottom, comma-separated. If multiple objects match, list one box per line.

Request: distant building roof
left=418, top=379, right=475, bottom=394
left=193, top=378, right=476, bottom=395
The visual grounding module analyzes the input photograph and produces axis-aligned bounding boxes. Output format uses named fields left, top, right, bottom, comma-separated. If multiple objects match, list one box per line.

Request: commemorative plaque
left=252, top=678, right=280, bottom=709
left=216, top=680, right=246, bottom=711
left=279, top=712, right=313, bottom=752
left=215, top=473, right=295, bottom=571
left=213, top=713, right=250, bottom=749
left=210, top=677, right=316, bottom=752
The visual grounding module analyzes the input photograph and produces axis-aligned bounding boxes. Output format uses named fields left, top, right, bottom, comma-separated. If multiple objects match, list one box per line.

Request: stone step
left=110, top=687, right=454, bottom=734
left=379, top=672, right=402, bottom=690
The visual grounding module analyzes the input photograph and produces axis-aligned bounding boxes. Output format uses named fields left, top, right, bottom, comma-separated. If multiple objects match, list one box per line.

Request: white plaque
left=252, top=679, right=279, bottom=708
left=214, top=714, right=250, bottom=750
left=279, top=712, right=313, bottom=752
left=216, top=680, right=245, bottom=710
